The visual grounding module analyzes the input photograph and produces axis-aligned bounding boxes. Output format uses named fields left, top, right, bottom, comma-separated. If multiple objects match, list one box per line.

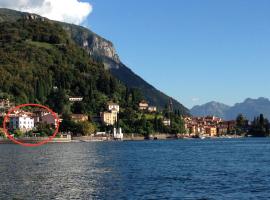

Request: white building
left=9, top=114, right=35, bottom=132
left=113, top=128, right=123, bottom=140
left=69, top=97, right=83, bottom=102
left=139, top=100, right=149, bottom=110
left=148, top=106, right=157, bottom=113
left=163, top=118, right=171, bottom=127
left=108, top=102, right=120, bottom=113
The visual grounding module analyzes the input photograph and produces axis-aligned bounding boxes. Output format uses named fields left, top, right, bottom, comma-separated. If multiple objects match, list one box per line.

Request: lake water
left=1, top=138, right=270, bottom=199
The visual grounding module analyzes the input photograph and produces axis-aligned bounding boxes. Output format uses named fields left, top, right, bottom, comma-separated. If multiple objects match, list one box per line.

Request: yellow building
left=205, top=127, right=217, bottom=137
left=101, top=110, right=118, bottom=126
left=70, top=114, right=89, bottom=122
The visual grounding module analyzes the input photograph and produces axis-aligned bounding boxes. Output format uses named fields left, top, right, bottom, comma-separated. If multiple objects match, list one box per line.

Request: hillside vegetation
left=0, top=17, right=186, bottom=136
left=0, top=18, right=125, bottom=115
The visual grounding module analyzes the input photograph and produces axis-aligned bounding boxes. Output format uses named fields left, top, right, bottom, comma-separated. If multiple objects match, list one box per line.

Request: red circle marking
left=2, top=104, right=60, bottom=147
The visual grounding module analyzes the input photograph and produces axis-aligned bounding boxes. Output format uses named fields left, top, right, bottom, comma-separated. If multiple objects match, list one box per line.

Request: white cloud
left=191, top=97, right=200, bottom=102
left=0, top=0, right=92, bottom=25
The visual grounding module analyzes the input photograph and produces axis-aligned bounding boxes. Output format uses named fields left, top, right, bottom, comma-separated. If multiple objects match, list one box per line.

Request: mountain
left=190, top=101, right=230, bottom=119
left=191, top=97, right=270, bottom=121
left=0, top=8, right=189, bottom=115
left=226, top=97, right=270, bottom=121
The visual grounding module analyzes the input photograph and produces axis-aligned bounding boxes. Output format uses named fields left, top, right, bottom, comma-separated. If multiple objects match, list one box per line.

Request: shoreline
left=0, top=134, right=261, bottom=144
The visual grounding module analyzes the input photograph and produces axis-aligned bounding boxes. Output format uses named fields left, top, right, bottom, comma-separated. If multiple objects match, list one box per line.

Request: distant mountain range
left=190, top=101, right=230, bottom=119
left=191, top=97, right=270, bottom=120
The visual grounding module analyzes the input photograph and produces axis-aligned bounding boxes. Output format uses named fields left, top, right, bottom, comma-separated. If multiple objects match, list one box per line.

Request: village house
left=139, top=100, right=157, bottom=113
left=0, top=99, right=11, bottom=109
left=184, top=117, right=204, bottom=135
left=70, top=114, right=89, bottom=122
left=205, top=127, right=217, bottom=137
left=184, top=116, right=226, bottom=137
left=148, top=106, right=157, bottom=113
left=69, top=97, right=83, bottom=102
left=33, top=109, right=59, bottom=127
left=205, top=116, right=222, bottom=126
left=100, top=102, right=119, bottom=126
left=217, top=124, right=228, bottom=135
left=139, top=100, right=149, bottom=110
left=9, top=112, right=35, bottom=132
left=163, top=118, right=171, bottom=126
left=33, top=108, right=50, bottom=120
left=218, top=120, right=237, bottom=135
left=107, top=102, right=120, bottom=113
left=39, top=113, right=59, bottom=127
left=100, top=110, right=118, bottom=126
left=186, top=124, right=206, bottom=135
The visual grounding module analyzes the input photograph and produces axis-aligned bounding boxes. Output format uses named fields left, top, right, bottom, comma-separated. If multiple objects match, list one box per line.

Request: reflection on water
left=1, top=139, right=270, bottom=199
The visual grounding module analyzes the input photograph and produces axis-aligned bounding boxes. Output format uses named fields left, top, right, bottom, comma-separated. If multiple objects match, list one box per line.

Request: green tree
left=0, top=128, right=5, bottom=138
left=79, top=121, right=96, bottom=136
left=14, top=129, right=24, bottom=138
left=170, top=116, right=186, bottom=135
left=250, top=114, right=270, bottom=137
left=236, top=114, right=247, bottom=134
left=46, top=89, right=69, bottom=114
left=38, top=123, right=54, bottom=136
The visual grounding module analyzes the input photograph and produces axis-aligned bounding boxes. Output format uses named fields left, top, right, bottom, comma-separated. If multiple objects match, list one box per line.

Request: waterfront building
left=218, top=120, right=236, bottom=134
left=39, top=113, right=58, bottom=127
left=33, top=109, right=60, bottom=127
left=9, top=113, right=35, bottom=132
left=217, top=125, right=228, bottom=135
left=205, top=127, right=217, bottom=137
left=100, top=109, right=118, bottom=126
left=33, top=109, right=50, bottom=122
left=184, top=116, right=230, bottom=137
left=113, top=127, right=123, bottom=140
left=100, top=101, right=120, bottom=126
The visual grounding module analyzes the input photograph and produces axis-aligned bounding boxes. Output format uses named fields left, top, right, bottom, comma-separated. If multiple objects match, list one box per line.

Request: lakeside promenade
left=0, top=133, right=245, bottom=144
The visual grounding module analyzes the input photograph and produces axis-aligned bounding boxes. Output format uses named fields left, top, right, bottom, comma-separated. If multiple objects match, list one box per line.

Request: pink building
left=39, top=113, right=59, bottom=127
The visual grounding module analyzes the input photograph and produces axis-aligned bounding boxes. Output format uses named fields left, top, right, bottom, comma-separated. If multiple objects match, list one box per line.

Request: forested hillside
left=0, top=8, right=190, bottom=115
left=0, top=10, right=187, bottom=136
left=0, top=18, right=126, bottom=115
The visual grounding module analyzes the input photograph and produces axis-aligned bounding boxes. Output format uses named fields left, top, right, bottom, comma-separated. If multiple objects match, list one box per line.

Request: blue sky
left=84, top=0, right=270, bottom=108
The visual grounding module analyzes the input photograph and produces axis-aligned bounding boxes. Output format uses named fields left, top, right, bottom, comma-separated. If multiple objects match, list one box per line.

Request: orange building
left=205, top=127, right=217, bottom=137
